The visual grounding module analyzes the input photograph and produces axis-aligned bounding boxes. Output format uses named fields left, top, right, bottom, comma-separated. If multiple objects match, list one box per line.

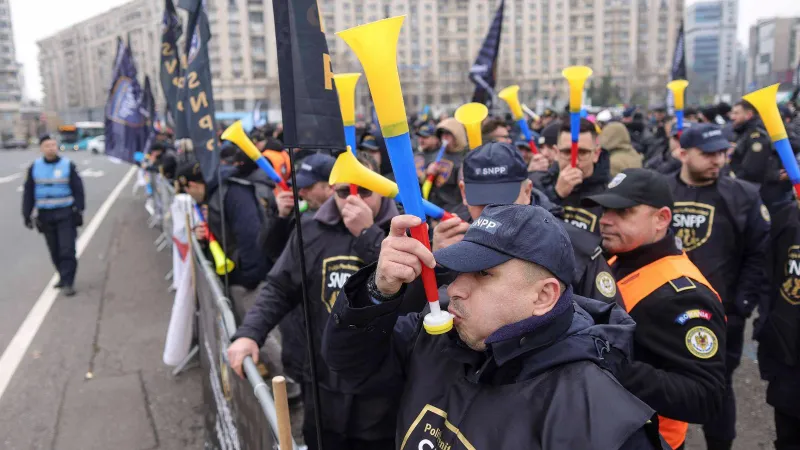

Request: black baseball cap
left=462, top=142, right=528, bottom=206
left=175, top=160, right=204, bottom=187
left=434, top=204, right=575, bottom=284
left=539, top=121, right=561, bottom=146
left=583, top=168, right=674, bottom=210
left=359, top=135, right=380, bottom=151
left=293, top=153, right=335, bottom=189
left=670, top=120, right=695, bottom=138
left=679, top=123, right=729, bottom=153
left=39, top=133, right=55, bottom=144
left=416, top=124, right=436, bottom=138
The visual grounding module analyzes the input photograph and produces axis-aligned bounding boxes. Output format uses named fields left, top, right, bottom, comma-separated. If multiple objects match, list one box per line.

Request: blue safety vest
left=32, top=157, right=74, bottom=209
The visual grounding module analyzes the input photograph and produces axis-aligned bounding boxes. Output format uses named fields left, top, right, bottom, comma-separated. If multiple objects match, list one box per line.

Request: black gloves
left=73, top=210, right=84, bottom=227
left=24, top=217, right=33, bottom=230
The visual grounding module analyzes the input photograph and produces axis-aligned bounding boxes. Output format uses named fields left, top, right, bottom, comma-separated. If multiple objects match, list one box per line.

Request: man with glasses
left=534, top=118, right=611, bottom=236
left=227, top=155, right=400, bottom=450
left=481, top=118, right=512, bottom=144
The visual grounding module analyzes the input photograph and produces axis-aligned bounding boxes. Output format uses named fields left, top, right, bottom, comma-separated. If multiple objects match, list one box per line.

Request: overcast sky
left=8, top=0, right=800, bottom=101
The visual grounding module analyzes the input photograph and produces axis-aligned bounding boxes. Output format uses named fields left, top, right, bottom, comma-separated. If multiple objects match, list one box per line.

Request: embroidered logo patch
left=321, top=256, right=363, bottom=312
left=563, top=206, right=598, bottom=233
left=675, top=309, right=712, bottom=325
left=672, top=202, right=715, bottom=251
left=595, top=272, right=617, bottom=298
left=608, top=173, right=626, bottom=189
left=761, top=204, right=771, bottom=223
left=685, top=326, right=718, bottom=359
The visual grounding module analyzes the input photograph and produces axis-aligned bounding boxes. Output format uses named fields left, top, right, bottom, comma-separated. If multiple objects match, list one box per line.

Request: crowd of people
left=135, top=97, right=800, bottom=450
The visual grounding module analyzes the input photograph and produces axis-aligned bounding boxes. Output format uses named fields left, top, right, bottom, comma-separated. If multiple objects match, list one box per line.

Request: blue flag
left=470, top=0, right=504, bottom=108
left=104, top=38, right=149, bottom=164
left=159, top=0, right=187, bottom=139
left=183, top=0, right=220, bottom=184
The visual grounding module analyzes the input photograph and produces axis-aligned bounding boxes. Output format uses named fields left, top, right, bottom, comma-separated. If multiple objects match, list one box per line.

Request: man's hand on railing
left=227, top=337, right=260, bottom=378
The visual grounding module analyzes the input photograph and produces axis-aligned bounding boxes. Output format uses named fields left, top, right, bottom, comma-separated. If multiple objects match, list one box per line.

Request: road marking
left=79, top=169, right=105, bottom=178
left=0, top=173, right=22, bottom=184
left=16, top=185, right=23, bottom=192
left=0, top=166, right=136, bottom=402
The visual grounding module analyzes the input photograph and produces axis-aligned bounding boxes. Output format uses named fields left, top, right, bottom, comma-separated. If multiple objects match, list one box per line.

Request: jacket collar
left=486, top=287, right=575, bottom=367
left=609, top=231, right=682, bottom=280
left=313, top=195, right=399, bottom=228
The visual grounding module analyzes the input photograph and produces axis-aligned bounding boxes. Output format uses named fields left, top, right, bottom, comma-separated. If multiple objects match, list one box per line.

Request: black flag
left=183, top=0, right=220, bottom=184
left=141, top=76, right=157, bottom=153
left=671, top=22, right=687, bottom=81
left=469, top=0, right=505, bottom=108
left=159, top=0, right=188, bottom=138
left=272, top=0, right=345, bottom=151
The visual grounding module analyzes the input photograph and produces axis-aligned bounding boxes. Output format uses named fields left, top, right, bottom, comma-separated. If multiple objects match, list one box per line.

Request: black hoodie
left=323, top=268, right=668, bottom=449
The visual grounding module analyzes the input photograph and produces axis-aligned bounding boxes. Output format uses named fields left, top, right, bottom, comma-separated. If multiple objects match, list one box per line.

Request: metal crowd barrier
left=149, top=174, right=297, bottom=450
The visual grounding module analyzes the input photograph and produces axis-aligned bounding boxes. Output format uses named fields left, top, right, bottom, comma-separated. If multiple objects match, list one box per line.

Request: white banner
left=163, top=194, right=196, bottom=366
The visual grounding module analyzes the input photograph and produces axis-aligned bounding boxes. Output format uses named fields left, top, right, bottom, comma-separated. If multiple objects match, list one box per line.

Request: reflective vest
left=32, top=157, right=74, bottom=209
left=610, top=252, right=721, bottom=450
left=262, top=149, right=291, bottom=180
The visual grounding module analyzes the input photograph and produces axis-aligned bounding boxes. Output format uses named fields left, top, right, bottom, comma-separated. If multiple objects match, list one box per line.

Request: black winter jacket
left=231, top=196, right=400, bottom=440
left=323, top=267, right=668, bottom=449
left=534, top=150, right=611, bottom=236
left=666, top=174, right=771, bottom=318
left=755, top=200, right=800, bottom=415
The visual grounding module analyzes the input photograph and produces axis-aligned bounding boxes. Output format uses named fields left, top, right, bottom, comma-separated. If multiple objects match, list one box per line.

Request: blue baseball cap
left=433, top=204, right=575, bottom=284
left=293, top=154, right=336, bottom=189
left=462, top=142, right=529, bottom=206
left=679, top=123, right=729, bottom=153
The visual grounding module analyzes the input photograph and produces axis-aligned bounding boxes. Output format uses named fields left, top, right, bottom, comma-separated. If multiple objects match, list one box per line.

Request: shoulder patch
left=760, top=204, right=771, bottom=223
left=595, top=271, right=617, bottom=298
left=685, top=326, right=719, bottom=359
left=668, top=276, right=696, bottom=293
left=751, top=142, right=763, bottom=152
left=675, top=309, right=713, bottom=325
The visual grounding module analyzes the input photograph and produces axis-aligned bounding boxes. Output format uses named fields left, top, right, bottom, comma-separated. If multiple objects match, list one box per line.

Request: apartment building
left=39, top=0, right=685, bottom=125
left=0, top=0, right=23, bottom=139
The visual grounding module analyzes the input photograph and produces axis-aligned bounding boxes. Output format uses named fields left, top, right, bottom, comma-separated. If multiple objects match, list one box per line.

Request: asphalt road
left=0, top=148, right=131, bottom=352
left=0, top=147, right=203, bottom=449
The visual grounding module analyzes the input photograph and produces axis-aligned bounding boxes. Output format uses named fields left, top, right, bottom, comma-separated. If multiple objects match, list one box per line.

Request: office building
left=684, top=0, right=738, bottom=100
left=39, top=0, right=685, bottom=126
left=0, top=0, right=23, bottom=140
left=746, top=17, right=800, bottom=91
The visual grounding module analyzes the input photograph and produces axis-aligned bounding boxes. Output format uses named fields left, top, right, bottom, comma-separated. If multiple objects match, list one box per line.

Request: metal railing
left=149, top=172, right=298, bottom=450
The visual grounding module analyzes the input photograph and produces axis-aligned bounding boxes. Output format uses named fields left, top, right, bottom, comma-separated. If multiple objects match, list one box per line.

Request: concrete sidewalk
left=0, top=191, right=203, bottom=449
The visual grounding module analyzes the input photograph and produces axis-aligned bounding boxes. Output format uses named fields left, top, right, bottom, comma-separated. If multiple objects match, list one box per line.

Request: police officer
left=433, top=141, right=619, bottom=303
left=534, top=118, right=610, bottom=236
left=729, top=100, right=790, bottom=210
left=22, top=134, right=85, bottom=297
left=756, top=197, right=800, bottom=450
left=667, top=124, right=771, bottom=450
left=323, top=204, right=668, bottom=449
left=227, top=155, right=399, bottom=450
left=584, top=169, right=726, bottom=450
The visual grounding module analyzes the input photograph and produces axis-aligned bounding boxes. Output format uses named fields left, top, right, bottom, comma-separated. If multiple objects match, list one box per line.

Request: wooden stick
left=271, top=376, right=293, bottom=450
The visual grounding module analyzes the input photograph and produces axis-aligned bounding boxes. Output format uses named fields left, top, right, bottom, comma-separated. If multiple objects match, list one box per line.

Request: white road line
left=0, top=173, right=22, bottom=184
left=0, top=166, right=136, bottom=402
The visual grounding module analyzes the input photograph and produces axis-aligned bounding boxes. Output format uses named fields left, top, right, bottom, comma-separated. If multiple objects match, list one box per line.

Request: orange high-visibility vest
left=609, top=252, right=721, bottom=450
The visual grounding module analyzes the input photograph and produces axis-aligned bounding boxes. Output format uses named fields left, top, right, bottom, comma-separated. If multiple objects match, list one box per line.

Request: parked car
left=87, top=135, right=105, bottom=154
left=2, top=138, right=28, bottom=150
